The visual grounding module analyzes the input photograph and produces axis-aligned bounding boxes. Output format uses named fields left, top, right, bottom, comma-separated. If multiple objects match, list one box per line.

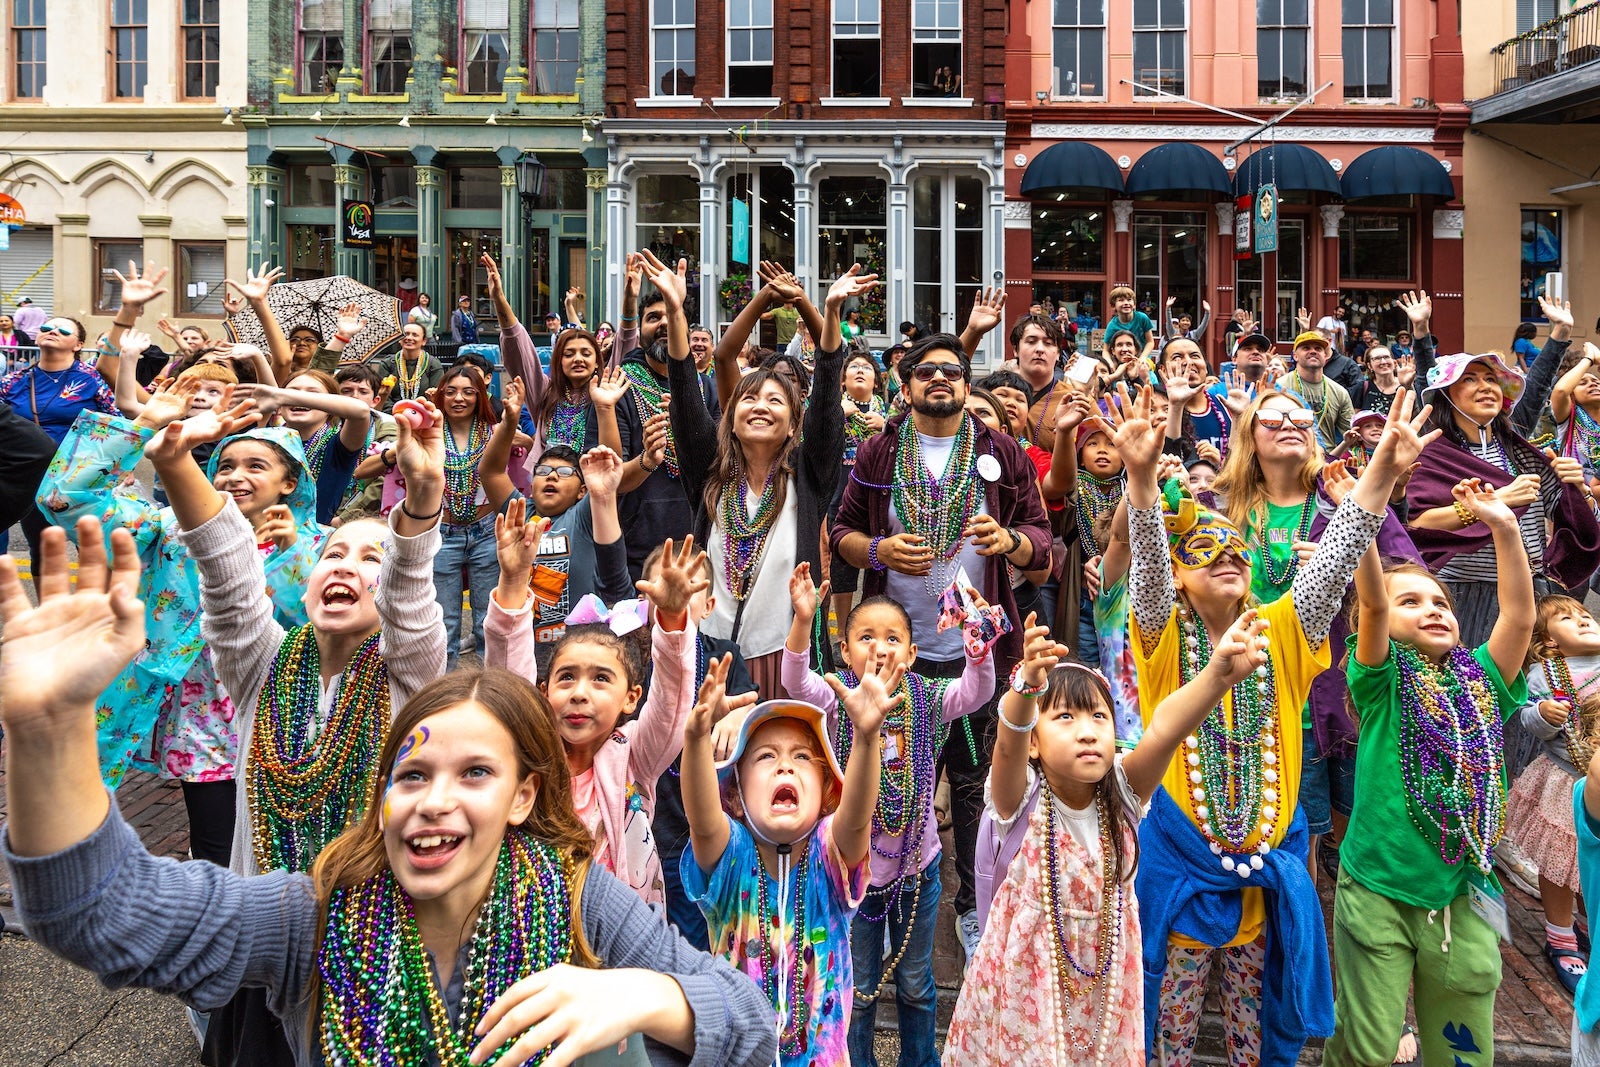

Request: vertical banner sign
left=1234, top=194, right=1253, bottom=261
left=0, top=192, right=25, bottom=253
left=1254, top=183, right=1278, bottom=255
left=731, top=199, right=751, bottom=266
left=342, top=200, right=375, bottom=249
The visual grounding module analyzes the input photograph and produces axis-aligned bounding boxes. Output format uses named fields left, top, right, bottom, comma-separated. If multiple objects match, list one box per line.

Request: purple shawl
left=1406, top=432, right=1600, bottom=591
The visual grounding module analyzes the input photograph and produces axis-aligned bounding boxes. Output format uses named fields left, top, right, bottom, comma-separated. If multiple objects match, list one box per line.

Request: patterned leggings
left=1157, top=933, right=1267, bottom=1067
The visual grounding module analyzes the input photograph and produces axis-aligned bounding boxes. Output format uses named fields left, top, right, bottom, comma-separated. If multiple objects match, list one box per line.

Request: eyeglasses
left=289, top=334, right=319, bottom=345
left=1256, top=407, right=1316, bottom=430
left=909, top=362, right=964, bottom=383
left=35, top=323, right=74, bottom=336
left=534, top=464, right=578, bottom=478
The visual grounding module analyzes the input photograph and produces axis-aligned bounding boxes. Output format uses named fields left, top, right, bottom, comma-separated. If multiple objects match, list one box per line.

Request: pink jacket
left=781, top=645, right=995, bottom=887
left=484, top=594, right=693, bottom=907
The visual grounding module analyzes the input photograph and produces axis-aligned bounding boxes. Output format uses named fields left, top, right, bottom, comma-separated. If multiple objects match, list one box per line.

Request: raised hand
left=1016, top=612, right=1071, bottom=690
left=1322, top=456, right=1357, bottom=507
left=221, top=289, right=244, bottom=317
left=1207, top=608, right=1270, bottom=687
left=637, top=249, right=688, bottom=310
left=500, top=376, right=525, bottom=425
left=1161, top=369, right=1198, bottom=405
left=1458, top=478, right=1518, bottom=528
left=230, top=381, right=292, bottom=419
left=225, top=264, right=283, bottom=305
left=640, top=410, right=669, bottom=469
left=1545, top=447, right=1587, bottom=487
left=635, top=536, right=709, bottom=617
left=114, top=259, right=170, bottom=311
left=964, top=286, right=1005, bottom=337
left=494, top=496, right=550, bottom=578
left=119, top=328, right=153, bottom=361
left=1398, top=290, right=1432, bottom=329
left=254, top=504, right=298, bottom=554
left=1105, top=383, right=1167, bottom=479
left=1155, top=451, right=1185, bottom=485
left=588, top=366, right=630, bottom=409
left=0, top=518, right=145, bottom=735
left=623, top=252, right=644, bottom=304
left=393, top=396, right=446, bottom=487
left=1538, top=294, right=1574, bottom=329
left=826, top=657, right=906, bottom=737
left=685, top=651, right=732, bottom=745
left=1195, top=439, right=1222, bottom=467
left=481, top=253, right=505, bottom=301
left=758, top=261, right=805, bottom=304
left=335, top=302, right=367, bottom=339
left=1296, top=306, right=1312, bottom=332
left=788, top=561, right=830, bottom=622
left=827, top=264, right=880, bottom=309
left=1220, top=369, right=1253, bottom=416
left=144, top=392, right=260, bottom=463
left=1367, top=388, right=1439, bottom=473
left=1054, top=391, right=1095, bottom=434
left=134, top=376, right=204, bottom=431
left=578, top=445, right=624, bottom=498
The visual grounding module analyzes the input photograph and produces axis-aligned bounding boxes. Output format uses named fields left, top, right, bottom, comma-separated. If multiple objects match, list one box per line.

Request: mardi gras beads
left=754, top=839, right=812, bottom=1059
left=545, top=397, right=588, bottom=451
left=1254, top=494, right=1315, bottom=590
left=620, top=363, right=678, bottom=477
left=249, top=626, right=390, bottom=873
left=303, top=422, right=337, bottom=483
left=443, top=418, right=491, bottom=523
left=1041, top=779, right=1123, bottom=1067
left=719, top=460, right=781, bottom=600
left=1176, top=603, right=1280, bottom=876
left=1544, top=655, right=1600, bottom=769
left=1074, top=471, right=1125, bottom=558
left=1395, top=642, right=1506, bottom=873
left=891, top=412, right=984, bottom=595
left=318, top=830, right=574, bottom=1067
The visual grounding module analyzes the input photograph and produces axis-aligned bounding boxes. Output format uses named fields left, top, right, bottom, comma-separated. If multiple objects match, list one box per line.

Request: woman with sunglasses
left=1115, top=383, right=1431, bottom=1067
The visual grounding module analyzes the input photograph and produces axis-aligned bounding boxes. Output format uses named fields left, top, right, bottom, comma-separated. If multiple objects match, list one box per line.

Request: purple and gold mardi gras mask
left=1173, top=520, right=1251, bottom=571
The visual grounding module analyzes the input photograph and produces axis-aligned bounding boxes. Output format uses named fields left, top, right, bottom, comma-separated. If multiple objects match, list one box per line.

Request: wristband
left=1004, top=527, right=1022, bottom=556
left=334, top=332, right=354, bottom=344
left=998, top=705, right=1040, bottom=733
left=868, top=535, right=888, bottom=572
left=639, top=453, right=660, bottom=473
left=401, top=498, right=444, bottom=522
left=382, top=449, right=397, bottom=469
left=1009, top=662, right=1049, bottom=697
left=1452, top=499, right=1479, bottom=527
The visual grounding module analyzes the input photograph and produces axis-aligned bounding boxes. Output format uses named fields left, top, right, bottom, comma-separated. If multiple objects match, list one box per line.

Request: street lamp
left=514, top=153, right=547, bottom=318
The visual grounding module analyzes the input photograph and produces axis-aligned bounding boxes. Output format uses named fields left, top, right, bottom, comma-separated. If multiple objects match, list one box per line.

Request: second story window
left=532, top=0, right=579, bottom=94
left=651, top=0, right=694, bottom=97
left=911, top=0, right=961, bottom=98
left=12, top=0, right=46, bottom=100
left=368, top=0, right=412, bottom=94
left=1052, top=0, right=1104, bottom=97
left=111, top=0, right=147, bottom=98
left=727, top=0, right=774, bottom=97
left=1132, top=0, right=1186, bottom=97
left=181, top=0, right=220, bottom=99
left=1342, top=0, right=1394, bottom=100
left=832, top=0, right=880, bottom=97
left=299, top=0, right=343, bottom=94
left=1257, top=0, right=1308, bottom=98
left=461, top=0, right=508, bottom=94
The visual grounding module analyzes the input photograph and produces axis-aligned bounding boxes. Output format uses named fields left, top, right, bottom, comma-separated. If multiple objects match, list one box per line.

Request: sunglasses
left=35, top=323, right=75, bottom=336
left=1256, top=407, right=1316, bottom=430
left=534, top=463, right=579, bottom=478
left=909, top=362, right=965, bottom=383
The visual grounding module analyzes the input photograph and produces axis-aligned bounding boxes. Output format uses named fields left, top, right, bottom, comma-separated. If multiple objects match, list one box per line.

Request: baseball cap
left=1293, top=330, right=1331, bottom=349
left=1236, top=332, right=1273, bottom=351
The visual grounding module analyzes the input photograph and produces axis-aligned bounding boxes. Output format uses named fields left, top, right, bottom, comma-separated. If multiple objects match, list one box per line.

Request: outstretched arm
left=683, top=656, right=736, bottom=874
left=958, top=286, right=1005, bottom=358
left=478, top=376, right=524, bottom=511
left=1352, top=543, right=1389, bottom=668
left=991, top=614, right=1069, bottom=821
left=825, top=661, right=897, bottom=867
left=1550, top=342, right=1598, bottom=425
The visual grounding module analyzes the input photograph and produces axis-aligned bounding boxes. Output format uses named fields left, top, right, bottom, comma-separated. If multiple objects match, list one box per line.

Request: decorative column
left=1003, top=199, right=1034, bottom=334
left=1212, top=201, right=1237, bottom=356
left=332, top=153, right=369, bottom=282
left=1111, top=199, right=1134, bottom=286
left=887, top=137, right=910, bottom=336
left=606, top=159, right=631, bottom=331
left=413, top=147, right=445, bottom=309
left=246, top=163, right=285, bottom=268
left=496, top=146, right=527, bottom=323
left=138, top=215, right=174, bottom=318
left=1319, top=203, right=1345, bottom=318
left=1430, top=209, right=1466, bottom=349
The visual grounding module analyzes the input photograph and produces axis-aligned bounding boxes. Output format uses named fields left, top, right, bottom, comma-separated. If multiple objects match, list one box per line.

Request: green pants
left=1324, top=868, right=1501, bottom=1067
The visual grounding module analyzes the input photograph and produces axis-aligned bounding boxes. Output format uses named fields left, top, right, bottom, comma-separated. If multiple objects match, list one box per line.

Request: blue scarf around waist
left=1137, top=787, right=1334, bottom=1067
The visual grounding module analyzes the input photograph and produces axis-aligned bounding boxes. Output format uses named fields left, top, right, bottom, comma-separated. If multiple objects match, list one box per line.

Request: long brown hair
left=702, top=368, right=804, bottom=526
left=1033, top=665, right=1140, bottom=883
left=309, top=669, right=600, bottom=1028
left=1213, top=391, right=1325, bottom=538
left=533, top=328, right=602, bottom=434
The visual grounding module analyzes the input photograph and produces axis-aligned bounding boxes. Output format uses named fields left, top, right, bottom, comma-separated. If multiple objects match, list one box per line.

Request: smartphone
left=1546, top=271, right=1565, bottom=303
left=1066, top=354, right=1099, bottom=385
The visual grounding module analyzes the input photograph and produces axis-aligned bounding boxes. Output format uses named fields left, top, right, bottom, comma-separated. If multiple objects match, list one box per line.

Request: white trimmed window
left=727, top=0, right=774, bottom=97
left=1258, top=0, right=1308, bottom=98
left=651, top=0, right=695, bottom=97
left=833, top=0, right=880, bottom=97
left=461, top=0, right=509, bottom=95
left=1132, top=0, right=1186, bottom=97
left=1052, top=0, right=1104, bottom=97
left=911, top=0, right=961, bottom=97
left=368, top=0, right=413, bottom=95
left=299, top=0, right=344, bottom=94
left=1341, top=0, right=1394, bottom=100
left=532, top=0, right=580, bottom=94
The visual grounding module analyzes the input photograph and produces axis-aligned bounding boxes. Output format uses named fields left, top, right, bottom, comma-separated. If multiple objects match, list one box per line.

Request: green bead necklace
left=891, top=413, right=983, bottom=595
left=621, top=363, right=679, bottom=477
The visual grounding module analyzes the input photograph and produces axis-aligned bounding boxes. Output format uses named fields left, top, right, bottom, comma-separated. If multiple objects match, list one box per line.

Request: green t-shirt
left=770, top=305, right=799, bottom=345
left=1341, top=637, right=1528, bottom=910
left=1246, top=499, right=1315, bottom=607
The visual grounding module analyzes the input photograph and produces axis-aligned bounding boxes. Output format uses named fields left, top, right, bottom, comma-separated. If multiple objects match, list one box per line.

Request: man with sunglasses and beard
left=830, top=332, right=1052, bottom=968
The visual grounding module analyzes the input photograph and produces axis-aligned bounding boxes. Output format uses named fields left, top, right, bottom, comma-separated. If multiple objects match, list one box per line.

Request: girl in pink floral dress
left=945, top=607, right=1272, bottom=1066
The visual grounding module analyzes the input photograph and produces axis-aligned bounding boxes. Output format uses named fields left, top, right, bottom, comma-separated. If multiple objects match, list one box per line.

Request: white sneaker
left=958, top=909, right=982, bottom=967
left=1496, top=837, right=1542, bottom=898
left=186, top=1007, right=209, bottom=1048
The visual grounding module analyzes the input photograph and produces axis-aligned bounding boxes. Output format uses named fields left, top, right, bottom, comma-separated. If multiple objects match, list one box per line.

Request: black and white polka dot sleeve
left=1290, top=496, right=1385, bottom=649
left=1129, top=501, right=1176, bottom=647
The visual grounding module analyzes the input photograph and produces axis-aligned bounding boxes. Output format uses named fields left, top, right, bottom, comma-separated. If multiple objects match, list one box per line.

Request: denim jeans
left=1076, top=589, right=1102, bottom=669
left=846, top=862, right=942, bottom=1067
left=434, top=513, right=499, bottom=668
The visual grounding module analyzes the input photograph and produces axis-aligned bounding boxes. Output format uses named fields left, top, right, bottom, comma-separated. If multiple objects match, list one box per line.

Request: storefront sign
left=1255, top=184, right=1278, bottom=255
left=1234, top=194, right=1252, bottom=260
left=341, top=199, right=375, bottom=248
left=0, top=193, right=25, bottom=227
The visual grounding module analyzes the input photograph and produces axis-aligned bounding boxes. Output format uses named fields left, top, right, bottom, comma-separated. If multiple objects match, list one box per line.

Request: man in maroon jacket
left=830, top=331, right=1052, bottom=965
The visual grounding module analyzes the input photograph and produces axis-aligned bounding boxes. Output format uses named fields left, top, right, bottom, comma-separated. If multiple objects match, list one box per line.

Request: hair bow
left=564, top=594, right=649, bottom=636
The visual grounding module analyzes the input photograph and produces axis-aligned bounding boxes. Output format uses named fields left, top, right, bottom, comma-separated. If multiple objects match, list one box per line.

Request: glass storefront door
left=911, top=171, right=984, bottom=334
left=1132, top=212, right=1206, bottom=331
left=1235, top=217, right=1305, bottom=343
left=447, top=229, right=503, bottom=323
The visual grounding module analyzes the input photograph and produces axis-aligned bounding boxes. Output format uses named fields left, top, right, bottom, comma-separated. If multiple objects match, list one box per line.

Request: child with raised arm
left=945, top=607, right=1270, bottom=1064
left=780, top=561, right=994, bottom=1063
left=484, top=535, right=706, bottom=906
left=681, top=654, right=898, bottom=1066
left=1326, top=479, right=1535, bottom=1067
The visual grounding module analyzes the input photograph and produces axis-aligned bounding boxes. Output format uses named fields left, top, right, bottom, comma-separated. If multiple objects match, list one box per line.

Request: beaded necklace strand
left=1543, top=655, right=1600, bottom=768
left=755, top=840, right=812, bottom=1059
left=1040, top=778, right=1123, bottom=1065
left=394, top=351, right=425, bottom=400
left=891, top=414, right=984, bottom=595
left=621, top=363, right=679, bottom=477
left=303, top=423, right=337, bottom=483
left=545, top=395, right=589, bottom=451
left=443, top=419, right=491, bottom=524
left=1074, top=471, right=1125, bottom=558
left=249, top=626, right=391, bottom=873
left=1394, top=642, right=1506, bottom=873
left=845, top=395, right=886, bottom=447
left=719, top=460, right=782, bottom=600
left=1176, top=603, right=1282, bottom=876
left=317, top=831, right=574, bottom=1067
left=1254, top=494, right=1316, bottom=590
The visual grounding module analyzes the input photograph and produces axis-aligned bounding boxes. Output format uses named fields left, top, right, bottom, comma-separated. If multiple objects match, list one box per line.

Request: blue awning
left=1020, top=141, right=1125, bottom=197
left=1339, top=145, right=1455, bottom=200
left=1232, top=144, right=1341, bottom=197
left=1123, top=142, right=1233, bottom=197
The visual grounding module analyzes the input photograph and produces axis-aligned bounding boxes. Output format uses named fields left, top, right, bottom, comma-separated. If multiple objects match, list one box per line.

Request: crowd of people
left=3, top=247, right=1600, bottom=1067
